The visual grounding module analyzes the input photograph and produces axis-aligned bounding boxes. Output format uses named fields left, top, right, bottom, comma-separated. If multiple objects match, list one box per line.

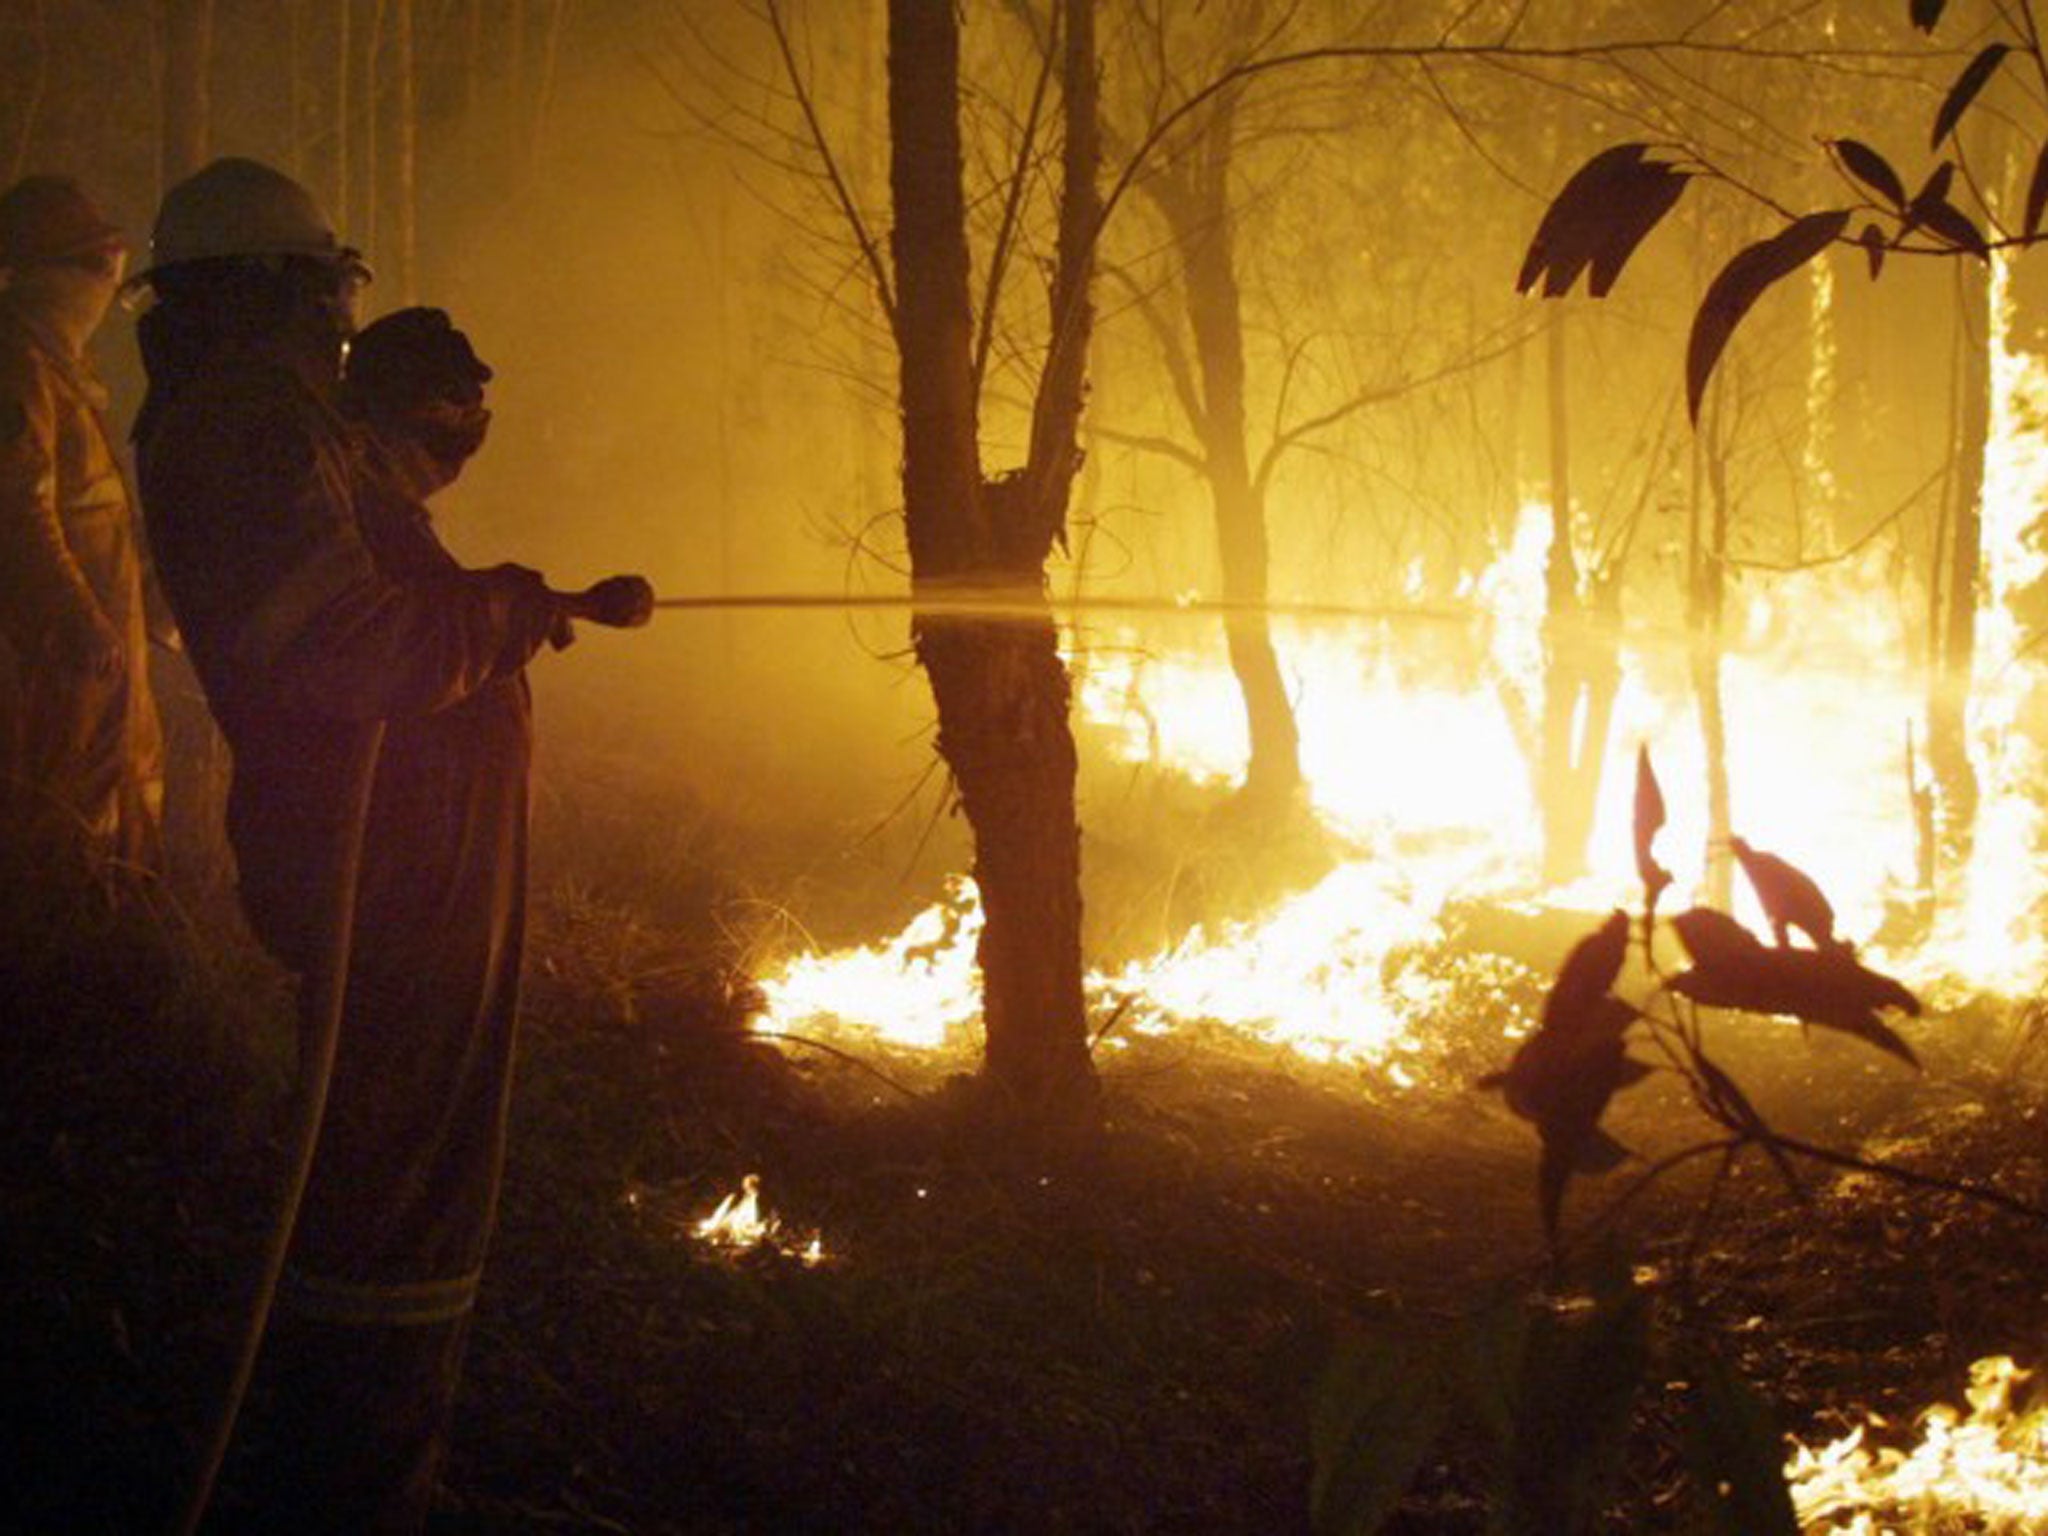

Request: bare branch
left=1100, top=263, right=1206, bottom=438
left=765, top=0, right=894, bottom=326
left=1082, top=420, right=1207, bottom=473
left=1255, top=320, right=1541, bottom=494
left=973, top=9, right=1061, bottom=396
left=1100, top=34, right=1932, bottom=238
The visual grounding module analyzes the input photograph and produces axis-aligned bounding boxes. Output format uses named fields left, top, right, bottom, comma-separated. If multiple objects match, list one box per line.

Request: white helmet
left=137, top=157, right=367, bottom=281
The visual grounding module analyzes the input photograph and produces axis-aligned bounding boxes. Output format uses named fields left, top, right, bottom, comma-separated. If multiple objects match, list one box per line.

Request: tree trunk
left=334, top=0, right=351, bottom=227
left=1690, top=399, right=1734, bottom=910
left=1148, top=123, right=1302, bottom=809
left=1927, top=259, right=1988, bottom=879
left=158, top=0, right=213, bottom=190
left=1539, top=313, right=1584, bottom=883
left=888, top=0, right=1096, bottom=1120
left=286, top=0, right=305, bottom=178
left=353, top=0, right=379, bottom=251
left=387, top=0, right=417, bottom=304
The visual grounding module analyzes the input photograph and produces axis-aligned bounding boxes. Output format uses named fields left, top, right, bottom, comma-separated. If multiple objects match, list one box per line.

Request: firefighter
left=0, top=174, right=164, bottom=871
left=129, top=158, right=652, bottom=1533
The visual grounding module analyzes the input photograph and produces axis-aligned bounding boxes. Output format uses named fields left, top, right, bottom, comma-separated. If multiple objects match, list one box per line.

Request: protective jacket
left=0, top=298, right=162, bottom=863
left=134, top=331, right=559, bottom=1533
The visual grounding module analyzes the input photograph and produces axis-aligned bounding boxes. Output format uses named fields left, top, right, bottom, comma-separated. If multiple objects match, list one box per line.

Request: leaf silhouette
left=1494, top=1005, right=1638, bottom=1123
left=1914, top=160, right=1956, bottom=211
left=1859, top=223, right=1888, bottom=280
left=1518, top=143, right=1691, bottom=298
left=1932, top=44, right=2010, bottom=150
left=1668, top=914, right=1921, bottom=1069
left=1834, top=139, right=1907, bottom=209
left=1671, top=905, right=1769, bottom=972
left=1687, top=210, right=1850, bottom=420
left=1500, top=1264, right=1652, bottom=1528
left=1897, top=162, right=1954, bottom=245
left=1486, top=980, right=1644, bottom=1241
left=1728, top=836, right=1837, bottom=949
left=2026, top=143, right=2048, bottom=238
left=1544, top=910, right=1630, bottom=1029
left=1910, top=0, right=1947, bottom=31
left=1918, top=195, right=1990, bottom=257
left=1310, top=1330, right=1449, bottom=1536
left=1633, top=746, right=1673, bottom=913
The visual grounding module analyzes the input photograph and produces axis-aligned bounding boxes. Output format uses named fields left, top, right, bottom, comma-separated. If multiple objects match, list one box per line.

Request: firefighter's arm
left=218, top=403, right=564, bottom=720
left=0, top=365, right=120, bottom=675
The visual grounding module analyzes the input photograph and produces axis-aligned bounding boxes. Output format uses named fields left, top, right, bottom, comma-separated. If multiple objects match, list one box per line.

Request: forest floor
left=7, top=771, right=2048, bottom=1535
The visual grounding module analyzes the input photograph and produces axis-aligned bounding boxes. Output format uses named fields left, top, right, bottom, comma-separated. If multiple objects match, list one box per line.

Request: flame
left=1787, top=1355, right=2048, bottom=1533
left=757, top=878, right=984, bottom=1050
left=691, top=1174, right=827, bottom=1265
left=755, top=274, right=2048, bottom=1070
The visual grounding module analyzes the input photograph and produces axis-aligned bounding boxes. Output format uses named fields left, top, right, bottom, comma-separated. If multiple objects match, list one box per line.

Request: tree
left=159, top=0, right=214, bottom=188
left=886, top=0, right=1101, bottom=1120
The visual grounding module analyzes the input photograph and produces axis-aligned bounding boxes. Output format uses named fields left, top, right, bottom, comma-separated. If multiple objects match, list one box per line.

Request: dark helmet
left=343, top=307, right=493, bottom=474
left=344, top=307, right=493, bottom=413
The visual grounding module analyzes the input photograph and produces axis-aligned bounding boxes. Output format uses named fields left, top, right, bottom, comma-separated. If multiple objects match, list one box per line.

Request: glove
left=568, top=575, right=655, bottom=629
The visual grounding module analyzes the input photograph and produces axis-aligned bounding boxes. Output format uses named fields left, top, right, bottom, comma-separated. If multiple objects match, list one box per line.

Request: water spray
left=647, top=590, right=1476, bottom=624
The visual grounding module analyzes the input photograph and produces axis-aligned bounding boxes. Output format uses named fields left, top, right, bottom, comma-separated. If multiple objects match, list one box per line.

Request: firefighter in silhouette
left=0, top=175, right=164, bottom=871
left=129, top=159, right=652, bottom=1533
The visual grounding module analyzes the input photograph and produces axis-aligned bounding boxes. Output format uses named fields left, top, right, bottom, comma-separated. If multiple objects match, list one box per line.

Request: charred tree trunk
left=888, top=0, right=1097, bottom=1121
left=158, top=0, right=213, bottom=189
left=1147, top=109, right=1301, bottom=810
left=1927, top=258, right=1989, bottom=880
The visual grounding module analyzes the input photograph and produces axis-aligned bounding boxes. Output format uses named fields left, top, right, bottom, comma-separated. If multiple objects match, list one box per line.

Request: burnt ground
left=6, top=788, right=2048, bottom=1535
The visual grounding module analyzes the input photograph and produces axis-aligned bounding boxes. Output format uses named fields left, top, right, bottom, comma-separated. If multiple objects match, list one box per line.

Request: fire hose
left=172, top=720, right=383, bottom=1536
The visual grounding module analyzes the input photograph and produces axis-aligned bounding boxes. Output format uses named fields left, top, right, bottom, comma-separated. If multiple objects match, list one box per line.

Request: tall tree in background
left=1928, top=254, right=1991, bottom=877
left=159, top=0, right=213, bottom=188
left=889, top=0, right=1101, bottom=1118
left=1129, top=71, right=1302, bottom=809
